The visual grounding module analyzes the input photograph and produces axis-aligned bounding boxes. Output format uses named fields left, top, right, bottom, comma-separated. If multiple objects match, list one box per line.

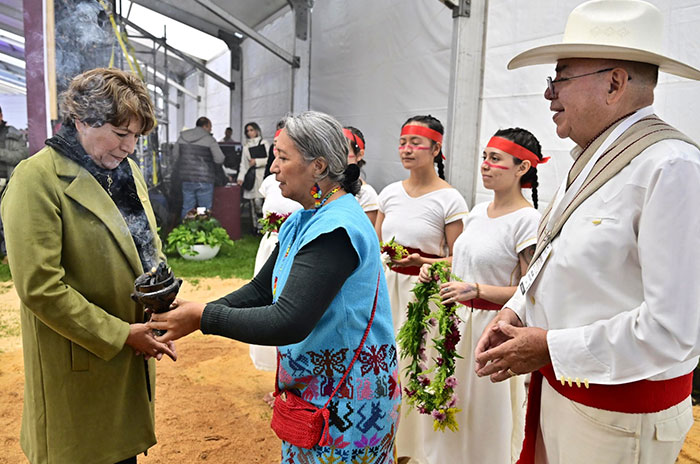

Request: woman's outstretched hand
left=148, top=299, right=207, bottom=343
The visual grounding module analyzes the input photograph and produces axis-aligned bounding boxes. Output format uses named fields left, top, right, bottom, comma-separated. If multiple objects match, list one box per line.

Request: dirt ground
left=0, top=278, right=279, bottom=464
left=2, top=278, right=700, bottom=463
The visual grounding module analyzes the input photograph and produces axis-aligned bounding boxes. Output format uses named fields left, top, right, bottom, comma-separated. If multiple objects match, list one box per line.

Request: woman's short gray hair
left=283, top=111, right=349, bottom=183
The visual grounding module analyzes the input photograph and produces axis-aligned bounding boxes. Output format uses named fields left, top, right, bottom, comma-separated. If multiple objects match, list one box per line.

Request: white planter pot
left=178, top=244, right=221, bottom=261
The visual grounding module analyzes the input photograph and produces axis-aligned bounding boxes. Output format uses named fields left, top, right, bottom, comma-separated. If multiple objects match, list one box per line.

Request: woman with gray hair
left=150, top=111, right=400, bottom=463
left=1, top=67, right=174, bottom=464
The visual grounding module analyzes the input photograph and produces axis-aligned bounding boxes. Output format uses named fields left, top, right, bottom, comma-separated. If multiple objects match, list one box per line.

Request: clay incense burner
left=132, top=262, right=182, bottom=334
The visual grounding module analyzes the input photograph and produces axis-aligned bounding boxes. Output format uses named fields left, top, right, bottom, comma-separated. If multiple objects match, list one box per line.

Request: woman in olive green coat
left=0, top=68, right=176, bottom=464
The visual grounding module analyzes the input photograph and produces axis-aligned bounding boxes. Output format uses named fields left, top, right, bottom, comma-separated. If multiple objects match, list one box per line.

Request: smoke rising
left=54, top=0, right=113, bottom=96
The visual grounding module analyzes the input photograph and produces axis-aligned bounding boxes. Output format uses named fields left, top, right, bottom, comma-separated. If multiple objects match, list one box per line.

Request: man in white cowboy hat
left=474, top=0, right=700, bottom=462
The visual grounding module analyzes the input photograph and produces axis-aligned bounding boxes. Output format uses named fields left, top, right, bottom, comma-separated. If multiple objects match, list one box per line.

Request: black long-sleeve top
left=201, top=228, right=359, bottom=345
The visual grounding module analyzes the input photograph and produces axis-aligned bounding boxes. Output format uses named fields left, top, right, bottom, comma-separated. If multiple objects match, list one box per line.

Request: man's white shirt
left=506, top=107, right=700, bottom=385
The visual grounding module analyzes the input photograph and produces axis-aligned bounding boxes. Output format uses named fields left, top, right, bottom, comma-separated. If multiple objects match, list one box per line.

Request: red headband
left=343, top=128, right=365, bottom=151
left=486, top=136, right=550, bottom=167
left=401, top=124, right=445, bottom=159
left=274, top=129, right=282, bottom=139
left=401, top=124, right=443, bottom=144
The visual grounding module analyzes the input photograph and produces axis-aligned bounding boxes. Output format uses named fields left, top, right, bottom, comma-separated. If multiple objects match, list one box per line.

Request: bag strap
left=274, top=272, right=381, bottom=402
left=323, top=272, right=380, bottom=407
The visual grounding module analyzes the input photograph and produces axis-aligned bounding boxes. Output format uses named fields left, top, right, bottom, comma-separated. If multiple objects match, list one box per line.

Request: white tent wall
left=477, top=0, right=700, bottom=208
left=180, top=70, right=211, bottom=133
left=308, top=0, right=453, bottom=195
left=205, top=49, right=233, bottom=141
left=0, top=94, right=28, bottom=129
left=199, top=0, right=700, bottom=209
left=166, top=85, right=181, bottom=143
left=239, top=9, right=296, bottom=141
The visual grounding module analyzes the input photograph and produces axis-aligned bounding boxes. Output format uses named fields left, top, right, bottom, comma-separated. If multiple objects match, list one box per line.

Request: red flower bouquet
left=380, top=237, right=409, bottom=262
left=258, top=212, right=291, bottom=235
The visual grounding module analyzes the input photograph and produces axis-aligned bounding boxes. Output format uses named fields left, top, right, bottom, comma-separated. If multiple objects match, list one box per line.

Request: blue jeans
left=181, top=181, right=214, bottom=218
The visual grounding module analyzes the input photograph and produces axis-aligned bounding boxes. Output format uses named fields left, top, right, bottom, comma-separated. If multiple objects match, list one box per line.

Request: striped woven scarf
left=529, top=115, right=698, bottom=268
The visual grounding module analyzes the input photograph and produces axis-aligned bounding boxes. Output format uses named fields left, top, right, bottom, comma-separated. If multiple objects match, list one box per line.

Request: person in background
left=0, top=104, right=29, bottom=256
left=416, top=127, right=546, bottom=464
left=149, top=111, right=400, bottom=463
left=220, top=126, right=234, bottom=143
left=343, top=126, right=379, bottom=225
left=237, top=121, right=271, bottom=232
left=0, top=104, right=28, bottom=186
left=374, top=114, right=468, bottom=463
left=1, top=67, right=175, bottom=464
left=475, top=1, right=700, bottom=462
left=173, top=116, right=225, bottom=218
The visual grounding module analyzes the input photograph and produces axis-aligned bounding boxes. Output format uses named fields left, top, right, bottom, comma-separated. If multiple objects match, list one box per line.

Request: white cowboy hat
left=508, top=0, right=700, bottom=80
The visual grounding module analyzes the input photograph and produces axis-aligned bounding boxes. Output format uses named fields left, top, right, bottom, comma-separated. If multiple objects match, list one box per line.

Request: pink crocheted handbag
left=270, top=274, right=380, bottom=448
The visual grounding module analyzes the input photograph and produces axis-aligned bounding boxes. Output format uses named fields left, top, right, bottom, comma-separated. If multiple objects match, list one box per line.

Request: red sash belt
left=517, top=363, right=693, bottom=464
left=459, top=298, right=502, bottom=311
left=389, top=247, right=440, bottom=276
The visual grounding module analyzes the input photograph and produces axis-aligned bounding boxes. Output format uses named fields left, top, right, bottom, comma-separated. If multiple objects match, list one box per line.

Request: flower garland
left=380, top=237, right=409, bottom=263
left=258, top=211, right=291, bottom=235
left=397, top=261, right=462, bottom=432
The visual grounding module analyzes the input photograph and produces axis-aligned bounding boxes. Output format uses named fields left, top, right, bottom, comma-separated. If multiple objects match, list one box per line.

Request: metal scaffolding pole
left=121, top=16, right=235, bottom=90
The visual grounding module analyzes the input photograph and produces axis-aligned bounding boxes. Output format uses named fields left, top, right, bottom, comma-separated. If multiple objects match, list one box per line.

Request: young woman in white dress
left=375, top=115, right=468, bottom=461
left=415, top=127, right=548, bottom=464
left=343, top=126, right=379, bottom=225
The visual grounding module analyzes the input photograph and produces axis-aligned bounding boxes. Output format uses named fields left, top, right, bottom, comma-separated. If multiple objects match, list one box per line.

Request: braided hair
left=493, top=127, right=543, bottom=209
left=402, top=115, right=445, bottom=180
left=344, top=125, right=366, bottom=168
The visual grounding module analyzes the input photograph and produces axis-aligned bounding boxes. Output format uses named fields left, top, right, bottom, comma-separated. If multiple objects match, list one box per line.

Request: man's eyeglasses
left=546, top=68, right=615, bottom=94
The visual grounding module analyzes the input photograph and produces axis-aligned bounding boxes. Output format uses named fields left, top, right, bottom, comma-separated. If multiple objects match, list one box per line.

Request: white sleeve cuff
left=547, top=327, right=610, bottom=384
left=505, top=284, right=526, bottom=324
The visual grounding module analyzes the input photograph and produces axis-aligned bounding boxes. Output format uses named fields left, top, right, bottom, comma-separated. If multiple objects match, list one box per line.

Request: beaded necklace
left=272, top=185, right=341, bottom=298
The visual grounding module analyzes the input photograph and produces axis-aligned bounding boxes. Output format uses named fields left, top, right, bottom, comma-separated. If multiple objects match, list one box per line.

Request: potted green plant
left=165, top=209, right=234, bottom=260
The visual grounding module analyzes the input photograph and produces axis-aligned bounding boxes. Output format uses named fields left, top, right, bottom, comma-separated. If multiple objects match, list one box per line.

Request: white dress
left=378, top=181, right=468, bottom=330
left=356, top=181, right=379, bottom=213
left=417, top=202, right=540, bottom=464
left=237, top=136, right=271, bottom=200
left=248, top=175, right=302, bottom=371
left=377, top=181, right=468, bottom=460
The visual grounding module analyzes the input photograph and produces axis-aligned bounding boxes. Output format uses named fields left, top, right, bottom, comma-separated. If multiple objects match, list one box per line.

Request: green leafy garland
left=397, top=261, right=462, bottom=431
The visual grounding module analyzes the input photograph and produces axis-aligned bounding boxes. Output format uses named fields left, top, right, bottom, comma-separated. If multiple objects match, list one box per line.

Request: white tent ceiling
left=0, top=0, right=24, bottom=94
left=0, top=0, right=291, bottom=94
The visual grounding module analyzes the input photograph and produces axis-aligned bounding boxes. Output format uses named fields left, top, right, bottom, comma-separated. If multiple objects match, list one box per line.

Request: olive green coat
left=1, top=146, right=164, bottom=464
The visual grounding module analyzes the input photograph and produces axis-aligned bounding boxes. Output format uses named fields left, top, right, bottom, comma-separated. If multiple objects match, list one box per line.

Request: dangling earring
left=311, top=183, right=323, bottom=208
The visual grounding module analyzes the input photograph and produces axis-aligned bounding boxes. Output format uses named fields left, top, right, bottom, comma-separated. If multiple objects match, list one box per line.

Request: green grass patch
left=0, top=235, right=261, bottom=282
left=0, top=263, right=11, bottom=282
left=167, top=234, right=261, bottom=280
